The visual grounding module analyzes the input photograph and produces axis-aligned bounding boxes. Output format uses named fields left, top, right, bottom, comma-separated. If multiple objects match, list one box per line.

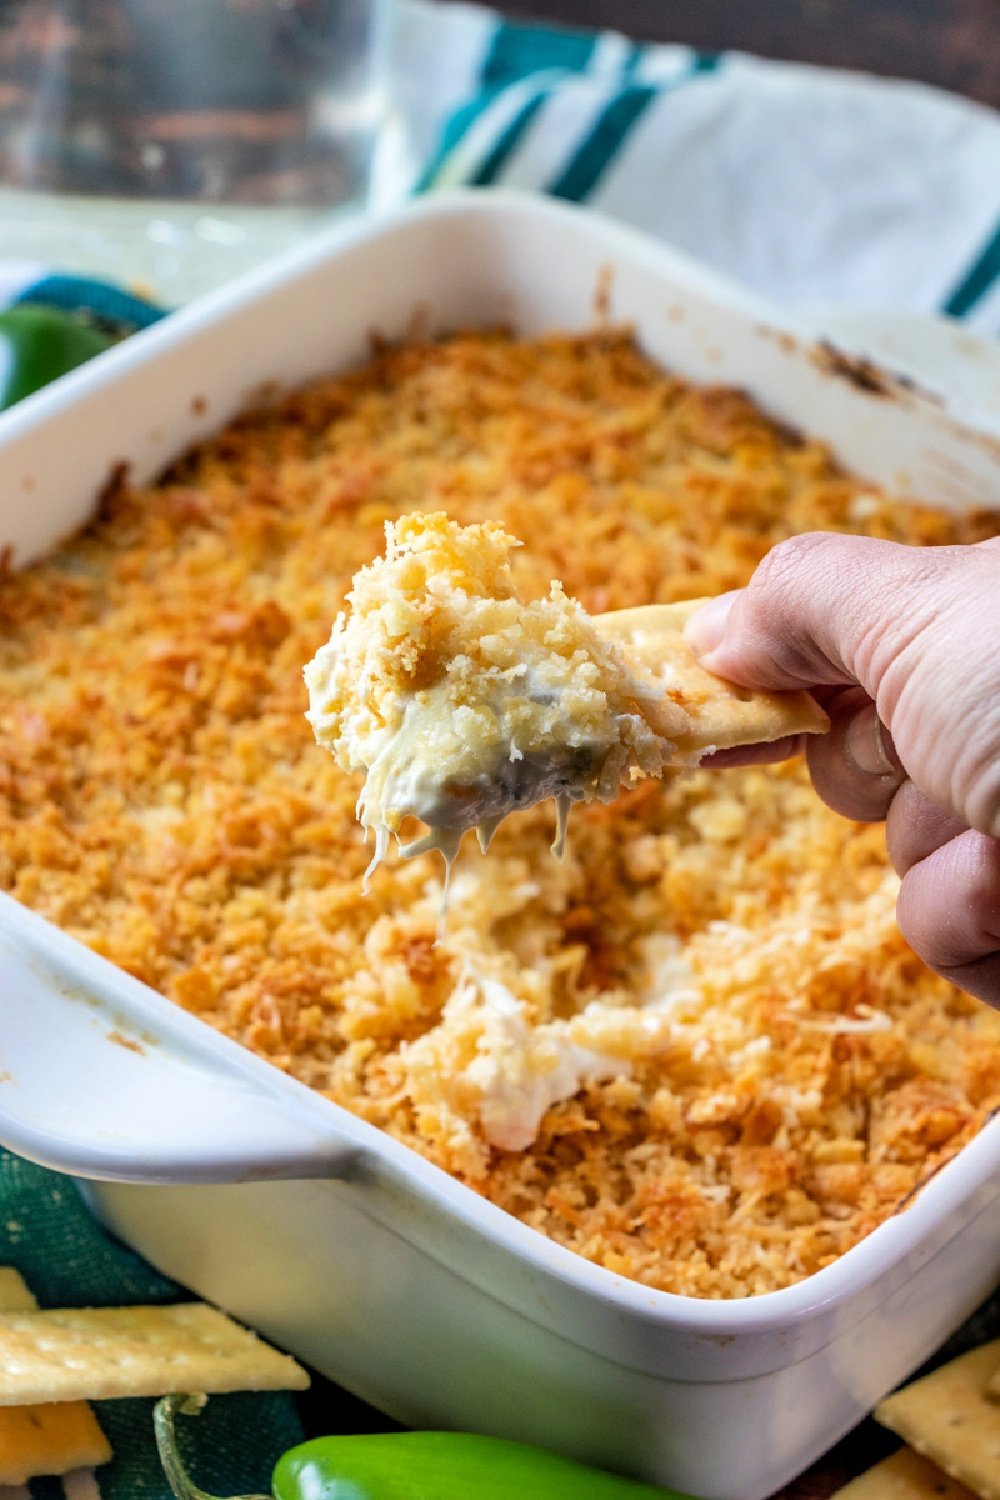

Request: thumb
left=684, top=533, right=1000, bottom=837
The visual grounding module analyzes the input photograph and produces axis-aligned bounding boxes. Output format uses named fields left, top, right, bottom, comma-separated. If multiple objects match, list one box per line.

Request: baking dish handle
left=0, top=895, right=360, bottom=1185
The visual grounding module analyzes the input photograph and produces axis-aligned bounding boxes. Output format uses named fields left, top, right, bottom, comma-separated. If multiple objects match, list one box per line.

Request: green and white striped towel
left=375, top=0, right=1000, bottom=332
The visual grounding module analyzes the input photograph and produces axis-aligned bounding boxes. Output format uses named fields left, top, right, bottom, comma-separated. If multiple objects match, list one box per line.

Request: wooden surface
left=501, top=0, right=1000, bottom=109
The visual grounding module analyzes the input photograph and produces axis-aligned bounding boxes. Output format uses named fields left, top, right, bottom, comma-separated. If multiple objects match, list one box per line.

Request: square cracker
left=0, top=1268, right=112, bottom=1484
left=0, top=1268, right=40, bottom=1316
left=0, top=1301, right=309, bottom=1405
left=833, top=1447, right=978, bottom=1500
left=595, top=599, right=829, bottom=753
left=876, top=1342, right=1000, bottom=1500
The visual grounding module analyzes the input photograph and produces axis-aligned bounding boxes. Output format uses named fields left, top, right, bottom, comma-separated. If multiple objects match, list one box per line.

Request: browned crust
left=0, top=328, right=997, bottom=1298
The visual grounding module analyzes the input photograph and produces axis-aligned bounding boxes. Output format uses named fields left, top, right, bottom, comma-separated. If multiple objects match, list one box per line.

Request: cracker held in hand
left=876, top=1341, right=1000, bottom=1500
left=305, top=514, right=829, bottom=877
left=0, top=1268, right=112, bottom=1484
left=594, top=599, right=829, bottom=752
left=0, top=1302, right=309, bottom=1406
left=833, top=1447, right=977, bottom=1500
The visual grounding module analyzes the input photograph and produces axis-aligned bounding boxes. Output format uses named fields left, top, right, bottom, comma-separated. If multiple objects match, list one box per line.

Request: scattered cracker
left=833, top=1447, right=978, bottom=1500
left=0, top=1269, right=39, bottom=1316
left=0, top=1269, right=111, bottom=1484
left=876, top=1342, right=1000, bottom=1500
left=0, top=1403, right=113, bottom=1487
left=0, top=1302, right=309, bottom=1406
left=596, top=598, right=829, bottom=751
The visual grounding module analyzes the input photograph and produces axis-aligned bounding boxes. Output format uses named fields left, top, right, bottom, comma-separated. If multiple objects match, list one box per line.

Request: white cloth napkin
left=376, top=0, right=1000, bottom=333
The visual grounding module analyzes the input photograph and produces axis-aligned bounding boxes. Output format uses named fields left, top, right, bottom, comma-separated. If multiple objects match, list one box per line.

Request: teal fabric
left=415, top=15, right=600, bottom=191
left=0, top=1149, right=303, bottom=1497
left=480, top=16, right=597, bottom=86
left=10, top=274, right=166, bottom=332
left=465, top=85, right=551, bottom=187
left=414, top=11, right=714, bottom=199
left=545, top=82, right=661, bottom=201
left=943, top=216, right=1000, bottom=317
left=544, top=55, right=719, bottom=202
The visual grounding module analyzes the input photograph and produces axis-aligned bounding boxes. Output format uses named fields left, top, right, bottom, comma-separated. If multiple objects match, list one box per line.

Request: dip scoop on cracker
left=304, top=512, right=827, bottom=883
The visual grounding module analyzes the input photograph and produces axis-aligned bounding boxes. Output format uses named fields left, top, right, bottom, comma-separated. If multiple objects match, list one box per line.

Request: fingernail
left=684, top=592, right=738, bottom=658
left=845, top=705, right=900, bottom=778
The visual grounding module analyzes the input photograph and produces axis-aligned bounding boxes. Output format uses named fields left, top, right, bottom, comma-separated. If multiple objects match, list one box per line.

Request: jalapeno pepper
left=154, top=1394, right=696, bottom=1500
left=0, top=305, right=116, bottom=411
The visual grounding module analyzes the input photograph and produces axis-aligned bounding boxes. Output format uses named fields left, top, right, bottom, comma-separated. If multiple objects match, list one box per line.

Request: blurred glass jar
left=0, top=0, right=387, bottom=300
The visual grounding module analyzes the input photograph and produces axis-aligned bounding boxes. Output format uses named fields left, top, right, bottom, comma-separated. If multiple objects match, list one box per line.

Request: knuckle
left=897, top=835, right=1000, bottom=972
left=739, top=534, right=849, bottom=684
left=805, top=719, right=901, bottom=824
left=947, top=716, right=1000, bottom=839
left=748, top=532, right=835, bottom=598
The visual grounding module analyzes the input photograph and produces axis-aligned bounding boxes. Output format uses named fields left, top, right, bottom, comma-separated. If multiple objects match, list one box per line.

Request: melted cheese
left=401, top=959, right=701, bottom=1151
left=305, top=512, right=675, bottom=883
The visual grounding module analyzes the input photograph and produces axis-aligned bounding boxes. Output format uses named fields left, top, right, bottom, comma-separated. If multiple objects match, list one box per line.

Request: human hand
left=684, top=533, right=1000, bottom=1007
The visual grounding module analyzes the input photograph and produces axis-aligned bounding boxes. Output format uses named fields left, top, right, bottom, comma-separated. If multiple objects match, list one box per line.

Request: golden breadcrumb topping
left=304, top=511, right=677, bottom=877
left=1, top=328, right=998, bottom=1298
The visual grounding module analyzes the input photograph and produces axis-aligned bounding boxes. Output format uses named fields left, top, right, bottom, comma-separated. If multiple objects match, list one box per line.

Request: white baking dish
left=1, top=190, right=999, bottom=1500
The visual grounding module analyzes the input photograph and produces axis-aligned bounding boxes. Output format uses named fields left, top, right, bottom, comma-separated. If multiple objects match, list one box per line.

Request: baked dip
left=2, top=329, right=998, bottom=1296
